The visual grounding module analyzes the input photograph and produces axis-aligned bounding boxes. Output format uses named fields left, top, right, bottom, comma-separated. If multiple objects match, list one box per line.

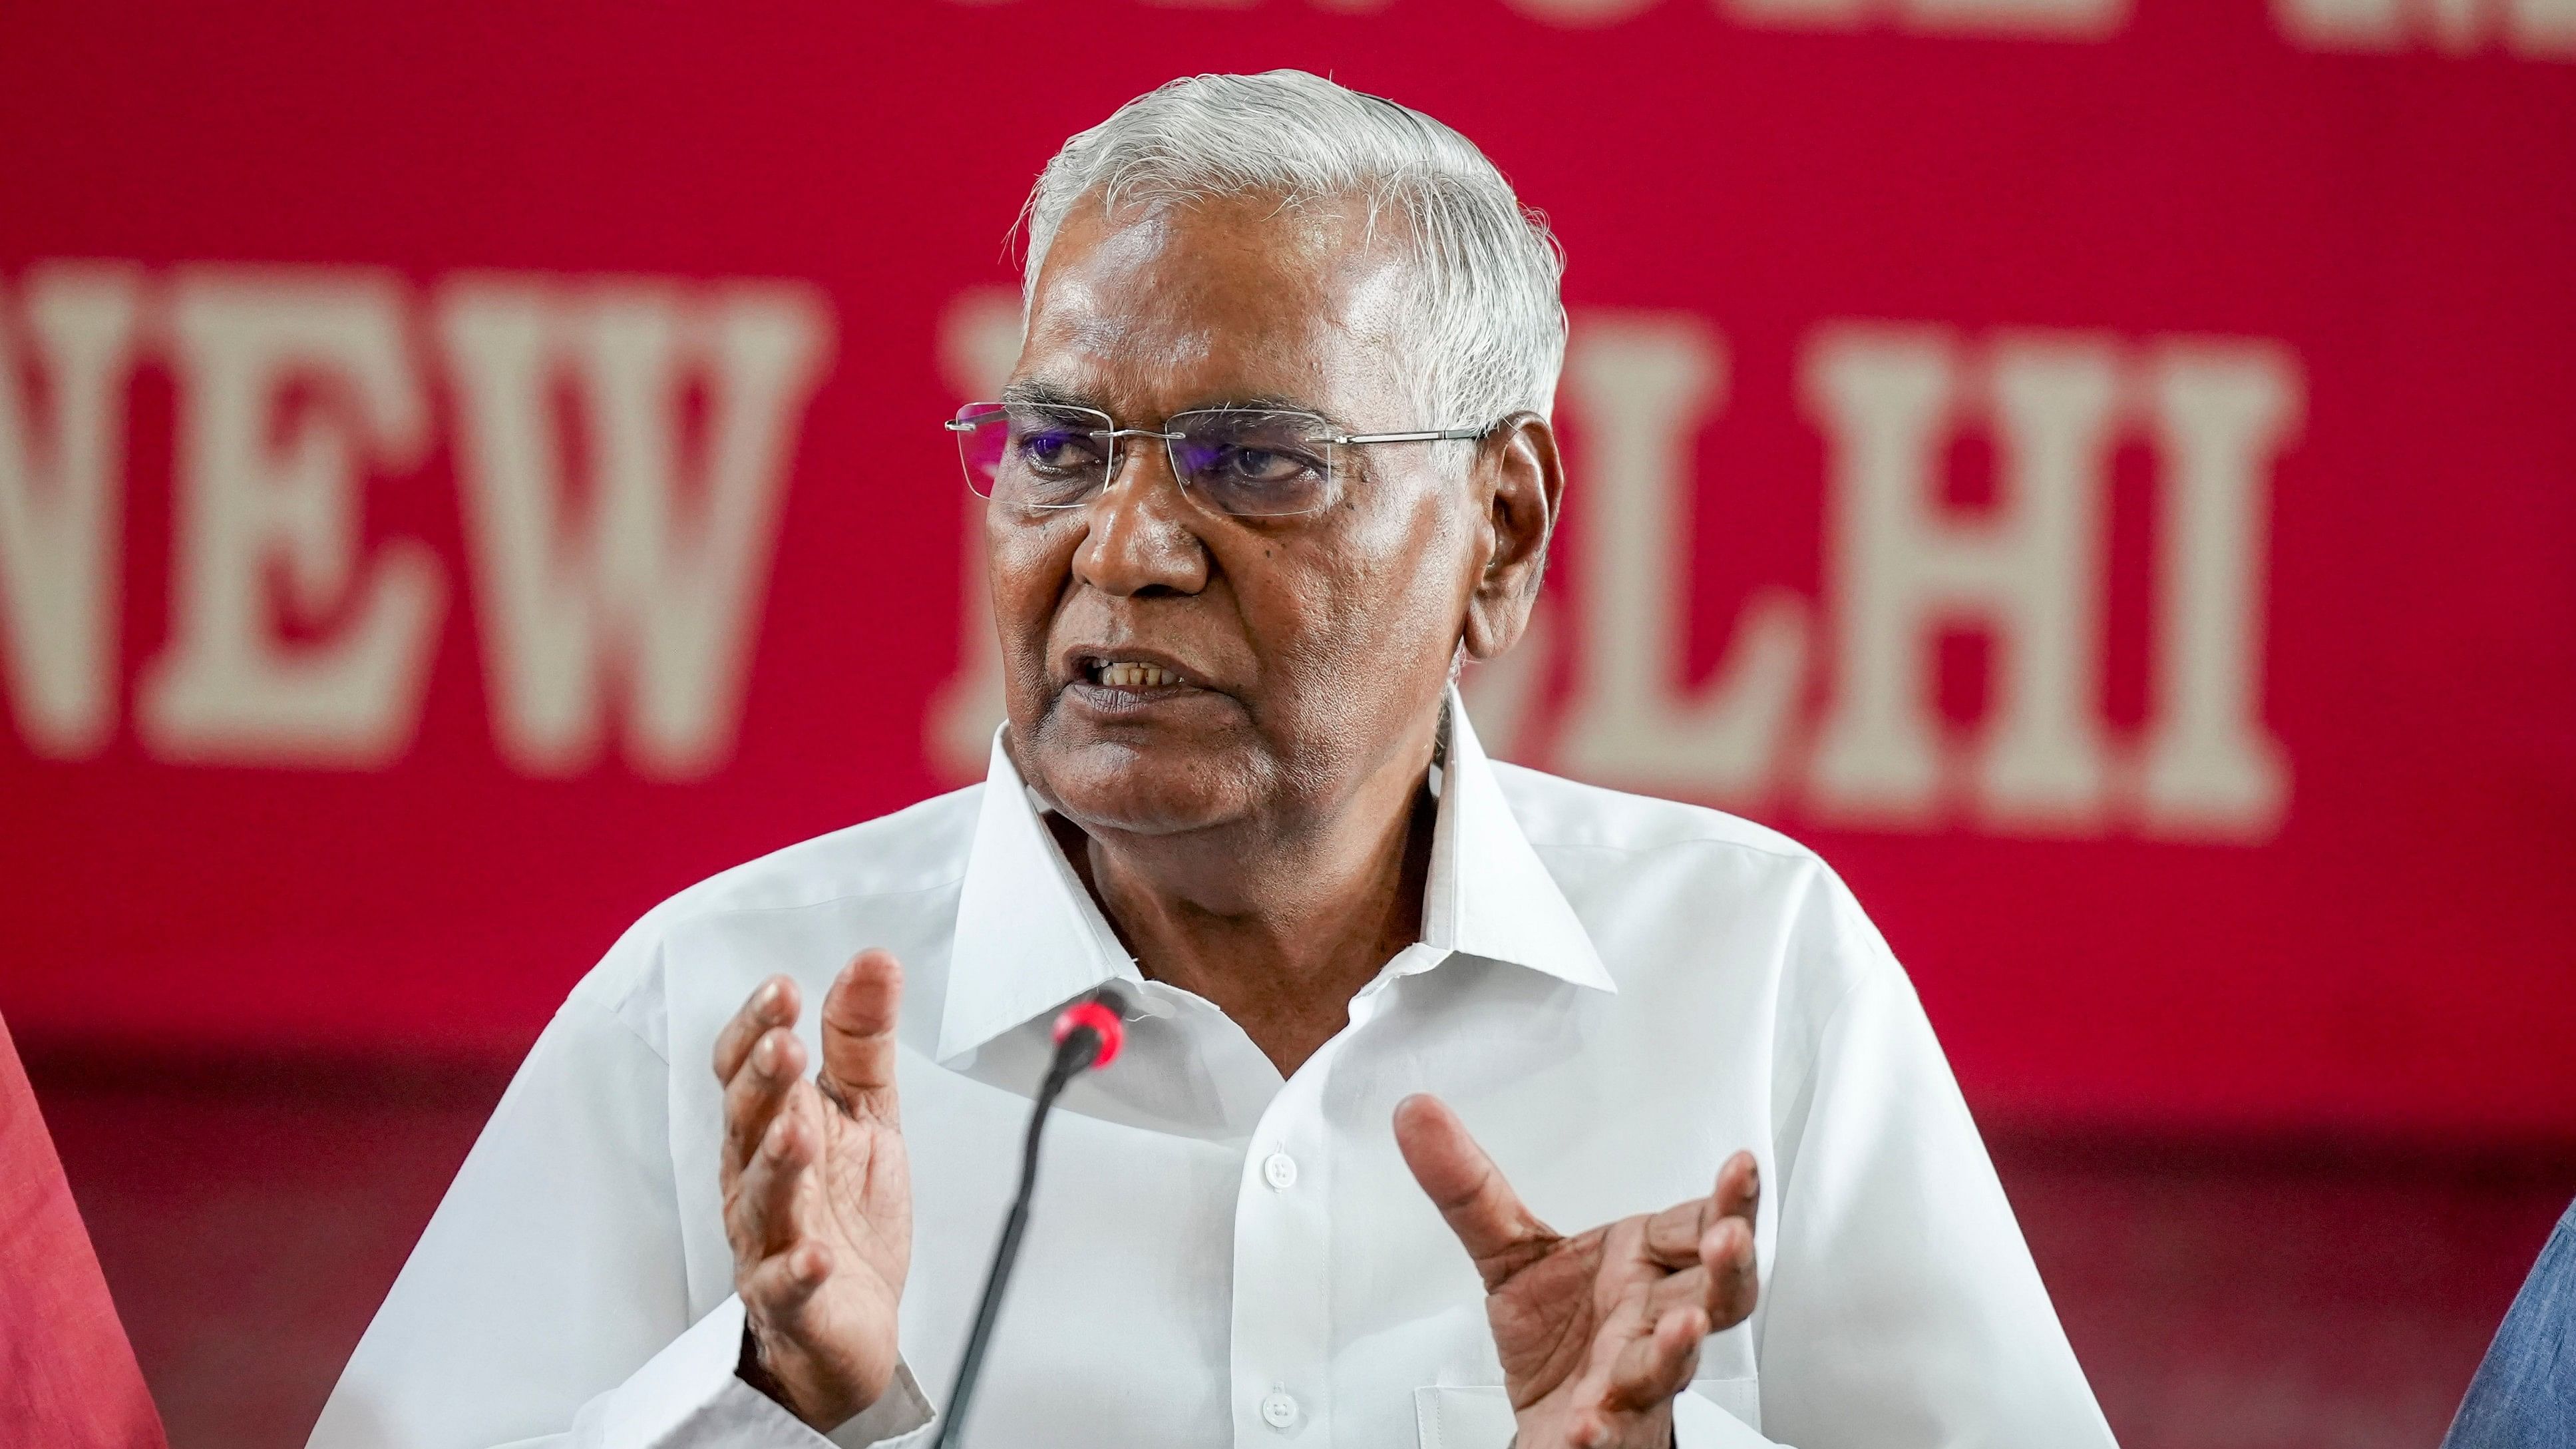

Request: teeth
left=1095, top=660, right=1179, bottom=690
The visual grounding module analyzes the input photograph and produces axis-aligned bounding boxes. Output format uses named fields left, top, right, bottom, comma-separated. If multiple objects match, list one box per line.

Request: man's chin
left=1025, top=735, right=1263, bottom=840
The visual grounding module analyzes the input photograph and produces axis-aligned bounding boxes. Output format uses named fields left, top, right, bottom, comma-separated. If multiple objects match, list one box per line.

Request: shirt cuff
left=828, top=1354, right=936, bottom=1449
left=1670, top=1386, right=1776, bottom=1449
left=577, top=1295, right=937, bottom=1448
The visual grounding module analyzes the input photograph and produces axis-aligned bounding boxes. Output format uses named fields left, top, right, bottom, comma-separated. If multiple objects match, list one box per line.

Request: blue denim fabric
left=2442, top=1198, right=2576, bottom=1449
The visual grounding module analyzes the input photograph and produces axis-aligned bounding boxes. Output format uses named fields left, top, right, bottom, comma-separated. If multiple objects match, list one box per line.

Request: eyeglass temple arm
left=946, top=416, right=1491, bottom=445
left=942, top=419, right=1183, bottom=439
left=1338, top=425, right=1493, bottom=445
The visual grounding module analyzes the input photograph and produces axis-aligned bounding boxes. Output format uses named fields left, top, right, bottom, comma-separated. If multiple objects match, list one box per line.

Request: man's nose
left=1073, top=437, right=1212, bottom=598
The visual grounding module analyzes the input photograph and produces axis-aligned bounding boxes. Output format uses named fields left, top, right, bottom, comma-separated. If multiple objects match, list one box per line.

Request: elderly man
left=312, top=71, right=2116, bottom=1449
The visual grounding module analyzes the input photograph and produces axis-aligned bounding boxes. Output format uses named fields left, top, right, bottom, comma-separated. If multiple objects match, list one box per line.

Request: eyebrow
left=997, top=379, right=1100, bottom=412
left=1202, top=391, right=1329, bottom=417
left=994, top=379, right=1348, bottom=430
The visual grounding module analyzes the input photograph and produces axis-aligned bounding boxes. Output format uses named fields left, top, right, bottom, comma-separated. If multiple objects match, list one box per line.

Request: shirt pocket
left=1412, top=1386, right=1516, bottom=1448
left=1413, top=1379, right=1761, bottom=1447
left=1688, top=1375, right=1762, bottom=1434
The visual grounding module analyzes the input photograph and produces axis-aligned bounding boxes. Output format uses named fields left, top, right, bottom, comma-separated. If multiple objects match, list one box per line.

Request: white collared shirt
left=311, top=698, right=2117, bottom=1449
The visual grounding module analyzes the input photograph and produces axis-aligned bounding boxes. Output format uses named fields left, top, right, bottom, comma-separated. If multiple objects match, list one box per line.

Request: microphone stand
left=929, top=986, right=1129, bottom=1448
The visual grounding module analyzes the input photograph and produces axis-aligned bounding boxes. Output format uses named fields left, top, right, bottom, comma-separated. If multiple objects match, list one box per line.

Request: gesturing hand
left=714, top=950, right=912, bottom=1431
left=1394, top=1095, right=1760, bottom=1449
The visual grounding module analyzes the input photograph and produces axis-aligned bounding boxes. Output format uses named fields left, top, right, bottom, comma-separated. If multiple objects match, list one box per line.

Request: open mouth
left=1079, top=657, right=1187, bottom=690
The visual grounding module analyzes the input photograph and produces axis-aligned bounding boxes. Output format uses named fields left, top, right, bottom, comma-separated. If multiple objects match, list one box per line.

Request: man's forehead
left=1017, top=192, right=1415, bottom=417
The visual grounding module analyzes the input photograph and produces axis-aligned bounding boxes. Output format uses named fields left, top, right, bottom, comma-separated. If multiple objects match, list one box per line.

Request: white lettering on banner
left=2274, top=0, right=2576, bottom=55
left=0, top=259, right=2300, bottom=847
left=916, top=295, right=2300, bottom=842
left=0, top=264, right=143, bottom=760
left=2137, top=341, right=2299, bottom=839
left=1805, top=327, right=2123, bottom=831
left=955, top=0, right=2134, bottom=42
left=1795, top=325, right=2298, bottom=837
left=936, top=0, right=2576, bottom=55
left=1503, top=0, right=1661, bottom=23
left=1556, top=315, right=1810, bottom=808
left=2522, top=0, right=2576, bottom=51
left=1725, top=0, right=2127, bottom=39
left=438, top=277, right=833, bottom=781
left=138, top=269, right=445, bottom=768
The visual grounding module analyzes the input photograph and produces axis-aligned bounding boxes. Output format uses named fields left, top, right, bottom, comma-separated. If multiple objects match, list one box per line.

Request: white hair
left=1019, top=71, right=1568, bottom=427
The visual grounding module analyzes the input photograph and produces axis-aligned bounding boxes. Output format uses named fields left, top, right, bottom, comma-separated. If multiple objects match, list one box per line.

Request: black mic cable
left=929, top=984, right=1129, bottom=1448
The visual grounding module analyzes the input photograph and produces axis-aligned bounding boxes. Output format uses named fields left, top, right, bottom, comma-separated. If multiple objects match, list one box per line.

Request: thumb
left=816, top=948, right=903, bottom=1121
left=1394, top=1094, right=1552, bottom=1288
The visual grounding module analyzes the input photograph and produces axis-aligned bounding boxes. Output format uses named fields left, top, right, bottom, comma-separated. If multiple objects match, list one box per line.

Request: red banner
left=2, top=1, right=2571, bottom=1140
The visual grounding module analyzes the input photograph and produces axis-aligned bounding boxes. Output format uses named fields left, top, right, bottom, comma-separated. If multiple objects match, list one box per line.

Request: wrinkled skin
left=984, top=190, right=1557, bottom=1072
left=1397, top=1097, right=1761, bottom=1449
left=711, top=190, right=1759, bottom=1446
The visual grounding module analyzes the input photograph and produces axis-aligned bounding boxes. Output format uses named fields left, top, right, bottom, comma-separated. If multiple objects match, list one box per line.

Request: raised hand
left=1393, top=1094, right=1759, bottom=1449
left=713, top=950, right=912, bottom=1430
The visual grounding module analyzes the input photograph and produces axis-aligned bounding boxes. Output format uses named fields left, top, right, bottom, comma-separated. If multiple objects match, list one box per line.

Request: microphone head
left=1050, top=991, right=1127, bottom=1070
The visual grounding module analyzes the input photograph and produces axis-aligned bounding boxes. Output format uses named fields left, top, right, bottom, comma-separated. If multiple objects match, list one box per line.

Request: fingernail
left=757, top=980, right=782, bottom=1013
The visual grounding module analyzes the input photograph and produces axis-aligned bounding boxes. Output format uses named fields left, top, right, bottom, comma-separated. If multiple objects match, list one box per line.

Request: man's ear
left=1462, top=413, right=1563, bottom=662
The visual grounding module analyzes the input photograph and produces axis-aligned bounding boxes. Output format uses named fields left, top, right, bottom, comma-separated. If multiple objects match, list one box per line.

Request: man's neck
left=1047, top=775, right=1438, bottom=1080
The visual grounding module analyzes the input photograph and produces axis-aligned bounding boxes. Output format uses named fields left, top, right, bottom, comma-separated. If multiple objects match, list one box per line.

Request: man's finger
left=1700, top=1214, right=1759, bottom=1329
left=1392, top=1094, right=1554, bottom=1287
left=1600, top=1303, right=1708, bottom=1415
left=1702, top=1150, right=1761, bottom=1329
left=741, top=1238, right=834, bottom=1327
left=1641, top=1197, right=1712, bottom=1271
left=715, top=976, right=800, bottom=1084
left=1712, top=1149, right=1759, bottom=1223
left=817, top=950, right=903, bottom=1122
left=721, top=1026, right=807, bottom=1179
left=1641, top=1215, right=1757, bottom=1330
left=1642, top=1150, right=1759, bottom=1269
left=730, top=1084, right=817, bottom=1257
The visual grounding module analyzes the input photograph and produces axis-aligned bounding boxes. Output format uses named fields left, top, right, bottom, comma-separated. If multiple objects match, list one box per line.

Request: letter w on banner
left=438, top=278, right=833, bottom=781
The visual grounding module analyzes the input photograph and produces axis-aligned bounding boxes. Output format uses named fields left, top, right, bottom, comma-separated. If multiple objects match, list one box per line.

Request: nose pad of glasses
left=1101, top=429, right=1189, bottom=505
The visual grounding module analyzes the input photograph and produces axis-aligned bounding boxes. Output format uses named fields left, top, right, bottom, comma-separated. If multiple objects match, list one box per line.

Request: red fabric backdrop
left=1, top=0, right=2569, bottom=1141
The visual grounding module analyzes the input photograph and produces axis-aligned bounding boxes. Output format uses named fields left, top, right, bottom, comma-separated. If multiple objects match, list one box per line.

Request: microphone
left=929, top=984, right=1129, bottom=1448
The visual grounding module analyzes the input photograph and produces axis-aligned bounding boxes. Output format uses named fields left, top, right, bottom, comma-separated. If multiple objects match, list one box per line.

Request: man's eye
left=1213, top=446, right=1312, bottom=485
left=1016, top=431, right=1099, bottom=474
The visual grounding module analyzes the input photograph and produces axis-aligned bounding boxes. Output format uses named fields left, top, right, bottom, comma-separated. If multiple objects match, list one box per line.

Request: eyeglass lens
left=951, top=404, right=1344, bottom=518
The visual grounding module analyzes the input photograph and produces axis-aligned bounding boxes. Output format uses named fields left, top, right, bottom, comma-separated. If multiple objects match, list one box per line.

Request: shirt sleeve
left=303, top=982, right=936, bottom=1449
left=1744, top=885, right=2119, bottom=1448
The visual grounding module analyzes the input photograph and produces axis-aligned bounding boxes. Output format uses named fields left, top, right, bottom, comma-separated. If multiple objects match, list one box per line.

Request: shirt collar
left=938, top=686, right=1613, bottom=1064
left=1418, top=689, right=1615, bottom=994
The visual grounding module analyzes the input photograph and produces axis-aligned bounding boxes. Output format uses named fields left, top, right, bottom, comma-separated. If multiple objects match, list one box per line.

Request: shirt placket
left=1228, top=945, right=1450, bottom=1448
left=1228, top=1038, right=1338, bottom=1445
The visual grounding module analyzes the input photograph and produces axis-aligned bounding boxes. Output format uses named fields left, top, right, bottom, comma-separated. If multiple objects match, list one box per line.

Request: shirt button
left=1261, top=1151, right=1299, bottom=1190
left=1259, top=1389, right=1298, bottom=1429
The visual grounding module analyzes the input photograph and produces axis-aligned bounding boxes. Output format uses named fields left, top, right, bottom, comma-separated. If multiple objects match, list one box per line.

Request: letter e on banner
left=139, top=268, right=445, bottom=769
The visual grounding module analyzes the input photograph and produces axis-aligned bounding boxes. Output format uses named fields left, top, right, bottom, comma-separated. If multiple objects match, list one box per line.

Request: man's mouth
left=1079, top=657, right=1186, bottom=690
